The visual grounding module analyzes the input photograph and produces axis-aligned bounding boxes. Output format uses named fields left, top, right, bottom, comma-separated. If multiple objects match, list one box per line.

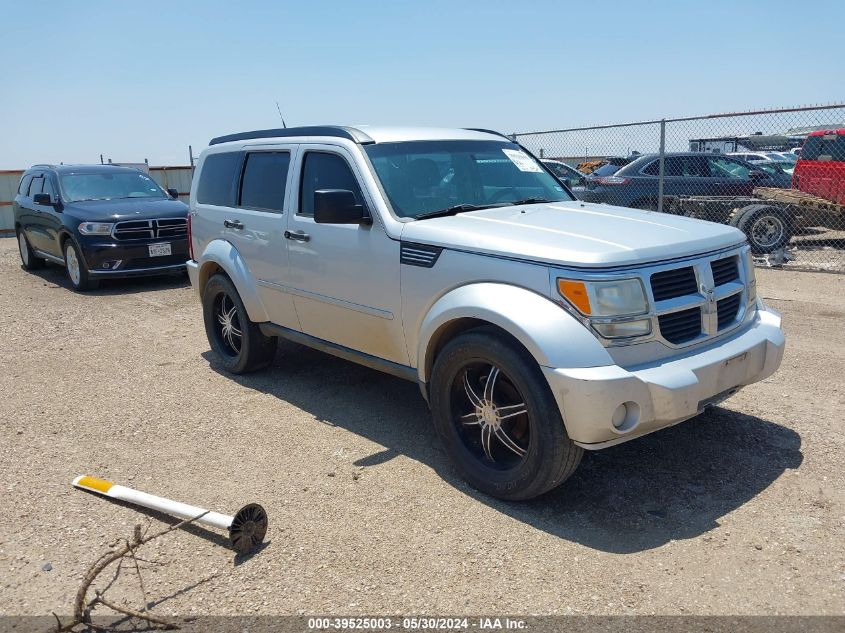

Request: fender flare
left=416, top=282, right=614, bottom=383
left=196, top=239, right=269, bottom=323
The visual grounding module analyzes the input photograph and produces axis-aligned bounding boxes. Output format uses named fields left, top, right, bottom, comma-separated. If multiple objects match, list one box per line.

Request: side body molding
left=416, top=283, right=614, bottom=383
left=196, top=239, right=269, bottom=323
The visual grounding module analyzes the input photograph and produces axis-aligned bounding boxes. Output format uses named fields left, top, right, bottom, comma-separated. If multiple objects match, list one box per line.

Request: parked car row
left=568, top=152, right=791, bottom=210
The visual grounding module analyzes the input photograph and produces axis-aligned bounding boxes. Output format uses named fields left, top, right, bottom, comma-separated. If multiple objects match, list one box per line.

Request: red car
left=793, top=129, right=845, bottom=205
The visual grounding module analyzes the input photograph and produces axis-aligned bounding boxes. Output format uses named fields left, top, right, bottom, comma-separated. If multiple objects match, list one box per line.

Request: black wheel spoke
left=451, top=361, right=530, bottom=470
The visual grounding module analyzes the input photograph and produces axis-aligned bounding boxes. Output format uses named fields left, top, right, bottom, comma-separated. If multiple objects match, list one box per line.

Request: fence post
left=657, top=119, right=666, bottom=213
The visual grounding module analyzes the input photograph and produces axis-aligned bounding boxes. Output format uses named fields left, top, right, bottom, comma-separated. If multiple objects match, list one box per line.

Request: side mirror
left=33, top=193, right=54, bottom=206
left=748, top=170, right=767, bottom=181
left=313, top=189, right=369, bottom=224
left=167, top=188, right=179, bottom=199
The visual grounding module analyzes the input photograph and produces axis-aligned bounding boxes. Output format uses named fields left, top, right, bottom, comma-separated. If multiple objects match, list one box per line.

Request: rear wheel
left=430, top=329, right=582, bottom=501
left=202, top=274, right=276, bottom=374
left=16, top=229, right=44, bottom=270
left=64, top=240, right=98, bottom=291
left=735, top=204, right=793, bottom=254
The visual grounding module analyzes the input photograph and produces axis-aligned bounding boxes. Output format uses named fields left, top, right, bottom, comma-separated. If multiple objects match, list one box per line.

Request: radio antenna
left=275, top=101, right=287, bottom=128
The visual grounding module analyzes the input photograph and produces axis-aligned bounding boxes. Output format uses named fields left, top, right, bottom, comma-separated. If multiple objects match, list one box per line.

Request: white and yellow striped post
left=72, top=475, right=267, bottom=553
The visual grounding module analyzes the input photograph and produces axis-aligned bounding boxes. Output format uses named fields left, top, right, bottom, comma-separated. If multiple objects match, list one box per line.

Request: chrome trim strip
left=256, top=279, right=394, bottom=320
left=89, top=262, right=186, bottom=275
left=33, top=249, right=65, bottom=264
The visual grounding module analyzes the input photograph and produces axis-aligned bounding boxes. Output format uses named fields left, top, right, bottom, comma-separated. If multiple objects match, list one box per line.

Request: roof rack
left=30, top=164, right=56, bottom=169
left=209, top=126, right=375, bottom=146
left=464, top=128, right=513, bottom=141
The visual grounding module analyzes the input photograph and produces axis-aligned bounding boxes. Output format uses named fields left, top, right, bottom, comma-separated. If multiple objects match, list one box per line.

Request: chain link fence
left=514, top=104, right=845, bottom=272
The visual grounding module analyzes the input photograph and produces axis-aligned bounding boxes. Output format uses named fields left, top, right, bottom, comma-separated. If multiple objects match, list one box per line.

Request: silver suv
left=187, top=126, right=785, bottom=500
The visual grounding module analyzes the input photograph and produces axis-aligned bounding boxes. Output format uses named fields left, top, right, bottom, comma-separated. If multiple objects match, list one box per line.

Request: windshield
left=60, top=171, right=166, bottom=202
left=364, top=140, right=573, bottom=218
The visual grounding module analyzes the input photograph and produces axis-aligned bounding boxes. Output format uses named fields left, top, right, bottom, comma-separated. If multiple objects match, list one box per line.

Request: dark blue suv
left=14, top=164, right=189, bottom=290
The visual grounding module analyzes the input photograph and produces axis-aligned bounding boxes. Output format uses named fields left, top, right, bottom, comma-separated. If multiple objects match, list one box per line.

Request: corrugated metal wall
left=0, top=166, right=193, bottom=236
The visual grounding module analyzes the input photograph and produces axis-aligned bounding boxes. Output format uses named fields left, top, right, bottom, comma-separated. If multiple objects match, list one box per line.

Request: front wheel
left=64, top=240, right=98, bottom=291
left=202, top=274, right=276, bottom=374
left=429, top=329, right=582, bottom=501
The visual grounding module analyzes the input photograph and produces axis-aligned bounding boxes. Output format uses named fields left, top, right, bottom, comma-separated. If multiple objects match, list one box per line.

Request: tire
left=202, top=273, right=276, bottom=374
left=429, top=328, right=582, bottom=501
left=63, top=239, right=98, bottom=291
left=734, top=204, right=793, bottom=254
left=16, top=229, right=44, bottom=270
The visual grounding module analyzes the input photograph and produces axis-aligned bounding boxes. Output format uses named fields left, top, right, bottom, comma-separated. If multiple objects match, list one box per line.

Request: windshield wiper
left=414, top=203, right=493, bottom=221
left=506, top=197, right=552, bottom=206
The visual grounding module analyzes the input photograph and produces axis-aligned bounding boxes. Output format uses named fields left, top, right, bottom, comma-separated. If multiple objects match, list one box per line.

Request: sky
left=1, top=0, right=843, bottom=169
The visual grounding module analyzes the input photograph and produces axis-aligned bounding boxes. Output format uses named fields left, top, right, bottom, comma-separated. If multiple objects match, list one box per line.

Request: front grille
left=717, top=293, right=741, bottom=329
left=711, top=257, right=739, bottom=286
left=650, top=266, right=697, bottom=301
left=658, top=307, right=702, bottom=344
left=113, top=218, right=187, bottom=241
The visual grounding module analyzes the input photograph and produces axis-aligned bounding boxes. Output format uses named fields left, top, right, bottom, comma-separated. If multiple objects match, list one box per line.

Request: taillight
left=595, top=176, right=631, bottom=186
left=187, top=212, right=194, bottom=260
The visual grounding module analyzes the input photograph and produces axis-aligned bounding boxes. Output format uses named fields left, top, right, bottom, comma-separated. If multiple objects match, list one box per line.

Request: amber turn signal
left=557, top=280, right=592, bottom=315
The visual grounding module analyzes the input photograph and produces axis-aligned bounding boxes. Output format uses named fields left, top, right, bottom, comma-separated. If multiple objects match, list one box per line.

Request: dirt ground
left=0, top=237, right=843, bottom=618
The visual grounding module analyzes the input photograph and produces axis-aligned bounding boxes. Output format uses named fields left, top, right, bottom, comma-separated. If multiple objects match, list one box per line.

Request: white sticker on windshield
left=502, top=148, right=543, bottom=172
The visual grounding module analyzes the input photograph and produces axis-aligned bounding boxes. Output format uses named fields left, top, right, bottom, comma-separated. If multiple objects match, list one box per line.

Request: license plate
left=148, top=243, right=172, bottom=257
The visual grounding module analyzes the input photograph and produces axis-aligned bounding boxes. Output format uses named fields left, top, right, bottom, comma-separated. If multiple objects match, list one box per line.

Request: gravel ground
left=0, top=237, right=843, bottom=618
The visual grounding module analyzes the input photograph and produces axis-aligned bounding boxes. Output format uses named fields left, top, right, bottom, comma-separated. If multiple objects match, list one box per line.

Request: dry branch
left=52, top=511, right=209, bottom=632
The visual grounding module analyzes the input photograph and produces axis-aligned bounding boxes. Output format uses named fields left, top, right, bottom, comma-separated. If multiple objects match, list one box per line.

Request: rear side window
left=239, top=152, right=290, bottom=212
left=28, top=177, right=44, bottom=196
left=18, top=174, right=33, bottom=195
left=299, top=152, right=363, bottom=216
left=197, top=152, right=241, bottom=206
left=801, top=134, right=845, bottom=162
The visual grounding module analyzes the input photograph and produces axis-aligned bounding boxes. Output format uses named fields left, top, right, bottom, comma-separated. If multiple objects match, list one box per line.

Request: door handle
left=284, top=230, right=310, bottom=242
left=224, top=219, right=244, bottom=230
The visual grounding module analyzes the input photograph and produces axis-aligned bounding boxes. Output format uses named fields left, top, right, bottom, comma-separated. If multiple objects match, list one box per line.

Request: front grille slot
left=113, top=218, right=187, bottom=241
left=717, top=293, right=742, bottom=329
left=658, top=307, right=702, bottom=344
left=113, top=220, right=153, bottom=240
left=155, top=218, right=187, bottom=239
left=711, top=257, right=739, bottom=286
left=650, top=266, right=697, bottom=301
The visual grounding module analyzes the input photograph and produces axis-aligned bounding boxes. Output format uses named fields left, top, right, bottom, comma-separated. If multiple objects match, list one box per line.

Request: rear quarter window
left=197, top=152, right=241, bottom=206
left=801, top=134, right=845, bottom=162
left=18, top=174, right=33, bottom=195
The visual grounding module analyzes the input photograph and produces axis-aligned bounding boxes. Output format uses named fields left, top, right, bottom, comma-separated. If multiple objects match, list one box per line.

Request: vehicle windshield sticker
left=502, top=148, right=543, bottom=173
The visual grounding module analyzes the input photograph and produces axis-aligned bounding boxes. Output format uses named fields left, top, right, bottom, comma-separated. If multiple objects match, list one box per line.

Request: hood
left=399, top=201, right=746, bottom=268
left=63, top=197, right=188, bottom=221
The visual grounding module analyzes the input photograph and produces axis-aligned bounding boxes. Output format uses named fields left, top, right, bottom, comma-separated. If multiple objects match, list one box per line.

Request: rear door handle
left=224, top=219, right=244, bottom=230
left=284, top=229, right=310, bottom=242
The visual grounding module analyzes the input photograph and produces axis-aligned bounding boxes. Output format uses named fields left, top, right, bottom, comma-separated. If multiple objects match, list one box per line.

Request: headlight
left=593, top=319, right=651, bottom=339
left=557, top=278, right=648, bottom=317
left=78, top=222, right=114, bottom=235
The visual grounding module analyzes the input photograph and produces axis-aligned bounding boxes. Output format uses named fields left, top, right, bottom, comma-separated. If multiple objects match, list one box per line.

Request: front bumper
left=79, top=237, right=189, bottom=278
left=186, top=259, right=200, bottom=296
left=543, top=305, right=785, bottom=449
